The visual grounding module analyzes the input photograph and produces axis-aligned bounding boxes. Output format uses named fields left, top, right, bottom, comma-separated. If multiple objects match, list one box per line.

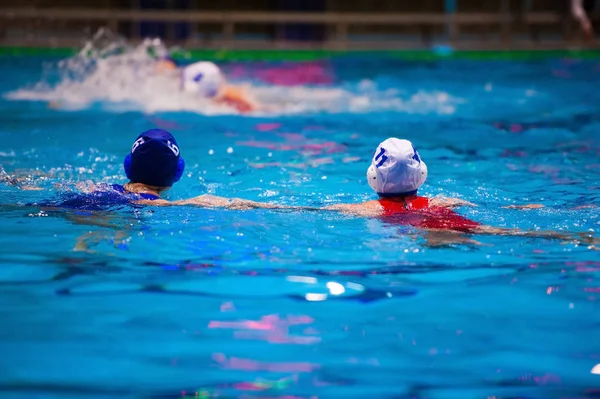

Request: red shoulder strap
left=406, top=196, right=429, bottom=210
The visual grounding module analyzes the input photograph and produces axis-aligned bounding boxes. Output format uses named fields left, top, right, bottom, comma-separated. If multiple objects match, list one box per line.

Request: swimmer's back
left=33, top=184, right=159, bottom=212
left=378, top=197, right=480, bottom=232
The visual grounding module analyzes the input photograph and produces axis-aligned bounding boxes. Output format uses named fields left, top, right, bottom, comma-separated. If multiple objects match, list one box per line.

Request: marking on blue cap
left=131, top=137, right=145, bottom=153
left=167, top=140, right=180, bottom=156
left=375, top=147, right=388, bottom=168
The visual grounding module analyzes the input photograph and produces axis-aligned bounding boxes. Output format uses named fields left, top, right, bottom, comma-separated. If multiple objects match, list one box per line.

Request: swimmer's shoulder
left=377, top=196, right=430, bottom=212
left=325, top=200, right=383, bottom=216
left=428, top=196, right=476, bottom=208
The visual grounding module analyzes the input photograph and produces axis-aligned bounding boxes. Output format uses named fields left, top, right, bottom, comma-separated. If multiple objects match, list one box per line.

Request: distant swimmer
left=48, top=59, right=259, bottom=113
left=153, top=57, right=258, bottom=113
left=181, top=61, right=258, bottom=113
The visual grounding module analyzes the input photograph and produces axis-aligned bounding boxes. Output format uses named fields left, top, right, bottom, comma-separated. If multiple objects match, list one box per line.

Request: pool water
left=1, top=45, right=600, bottom=399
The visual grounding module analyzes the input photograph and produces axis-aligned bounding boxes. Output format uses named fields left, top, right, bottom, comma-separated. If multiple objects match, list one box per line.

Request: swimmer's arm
left=503, top=204, right=545, bottom=210
left=472, top=225, right=597, bottom=246
left=1, top=170, right=44, bottom=191
left=429, top=196, right=477, bottom=208
left=505, top=204, right=600, bottom=210
left=137, top=195, right=302, bottom=211
left=323, top=201, right=383, bottom=217
left=175, top=195, right=280, bottom=210
left=217, top=86, right=258, bottom=113
left=431, top=195, right=547, bottom=210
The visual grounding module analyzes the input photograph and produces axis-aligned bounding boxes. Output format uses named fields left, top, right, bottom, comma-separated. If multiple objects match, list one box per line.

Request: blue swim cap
left=123, top=129, right=185, bottom=187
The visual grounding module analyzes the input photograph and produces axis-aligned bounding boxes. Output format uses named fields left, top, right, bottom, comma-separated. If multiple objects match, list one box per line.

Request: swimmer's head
left=181, top=61, right=223, bottom=98
left=366, top=138, right=427, bottom=197
left=123, top=129, right=185, bottom=188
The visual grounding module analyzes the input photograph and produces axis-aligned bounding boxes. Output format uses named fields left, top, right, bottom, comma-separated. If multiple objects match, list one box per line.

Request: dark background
left=0, top=0, right=593, bottom=48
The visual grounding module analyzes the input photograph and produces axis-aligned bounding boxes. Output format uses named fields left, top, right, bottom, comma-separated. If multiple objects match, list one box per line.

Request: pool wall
left=2, top=46, right=600, bottom=61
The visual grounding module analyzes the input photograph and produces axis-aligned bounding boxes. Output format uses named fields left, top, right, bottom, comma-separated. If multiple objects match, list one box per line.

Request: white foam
left=5, top=29, right=465, bottom=116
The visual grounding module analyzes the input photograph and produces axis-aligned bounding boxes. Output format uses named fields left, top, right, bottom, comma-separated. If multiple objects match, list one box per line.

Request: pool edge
left=2, top=46, right=600, bottom=61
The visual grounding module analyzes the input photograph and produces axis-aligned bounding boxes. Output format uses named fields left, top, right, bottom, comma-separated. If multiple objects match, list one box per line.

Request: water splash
left=5, top=29, right=464, bottom=116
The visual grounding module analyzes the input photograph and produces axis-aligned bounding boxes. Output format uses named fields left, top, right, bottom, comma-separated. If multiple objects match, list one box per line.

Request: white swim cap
left=181, top=61, right=223, bottom=98
left=366, top=138, right=428, bottom=196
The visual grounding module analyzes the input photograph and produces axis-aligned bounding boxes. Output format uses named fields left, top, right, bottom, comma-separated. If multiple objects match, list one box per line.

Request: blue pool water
left=1, top=46, right=600, bottom=399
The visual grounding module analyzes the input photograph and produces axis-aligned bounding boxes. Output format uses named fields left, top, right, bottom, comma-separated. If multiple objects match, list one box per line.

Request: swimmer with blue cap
left=23, top=129, right=185, bottom=211
left=15, top=128, right=274, bottom=212
left=2, top=128, right=273, bottom=252
left=121, top=128, right=185, bottom=199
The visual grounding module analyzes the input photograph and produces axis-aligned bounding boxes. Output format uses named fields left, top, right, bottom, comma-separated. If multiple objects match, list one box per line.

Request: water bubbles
left=27, top=211, right=48, bottom=217
left=227, top=147, right=233, bottom=154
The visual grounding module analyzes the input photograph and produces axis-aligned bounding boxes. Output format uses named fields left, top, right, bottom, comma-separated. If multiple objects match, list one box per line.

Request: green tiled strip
left=1, top=46, right=600, bottom=61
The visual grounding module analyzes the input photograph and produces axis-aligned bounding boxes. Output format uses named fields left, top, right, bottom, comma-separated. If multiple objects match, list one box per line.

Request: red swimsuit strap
left=378, top=196, right=480, bottom=232
left=379, top=196, right=429, bottom=214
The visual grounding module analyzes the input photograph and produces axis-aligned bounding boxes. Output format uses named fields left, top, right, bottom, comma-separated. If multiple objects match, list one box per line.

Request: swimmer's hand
left=429, top=196, right=476, bottom=208
left=503, top=204, right=544, bottom=210
left=1, top=169, right=44, bottom=191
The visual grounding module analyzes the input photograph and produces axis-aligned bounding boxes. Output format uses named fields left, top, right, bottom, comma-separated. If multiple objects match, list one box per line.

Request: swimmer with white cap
left=181, top=61, right=257, bottom=113
left=322, top=137, right=597, bottom=245
left=153, top=58, right=257, bottom=113
left=324, top=138, right=481, bottom=228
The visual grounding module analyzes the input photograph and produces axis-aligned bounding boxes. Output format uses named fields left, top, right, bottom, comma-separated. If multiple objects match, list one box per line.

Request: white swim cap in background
left=181, top=61, right=223, bottom=98
left=366, top=138, right=428, bottom=196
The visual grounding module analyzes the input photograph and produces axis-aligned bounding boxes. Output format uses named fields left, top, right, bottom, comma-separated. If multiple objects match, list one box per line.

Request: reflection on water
left=210, top=314, right=321, bottom=345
